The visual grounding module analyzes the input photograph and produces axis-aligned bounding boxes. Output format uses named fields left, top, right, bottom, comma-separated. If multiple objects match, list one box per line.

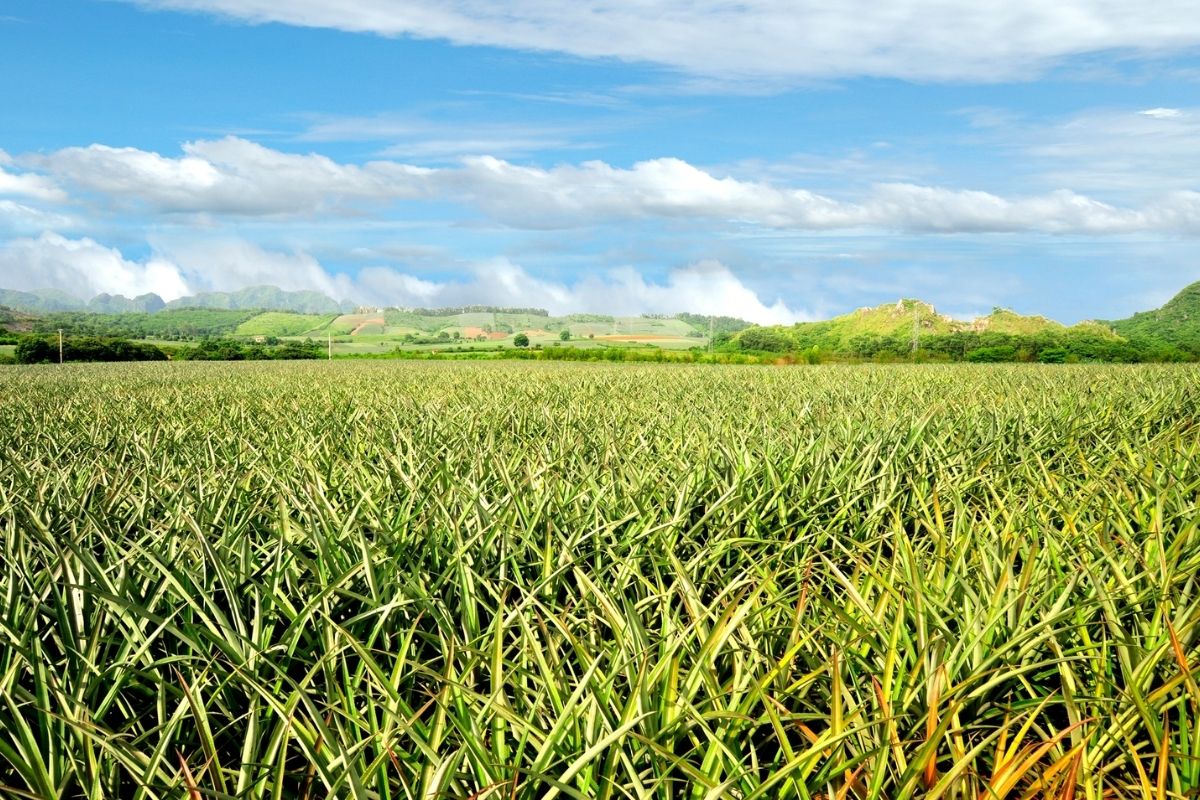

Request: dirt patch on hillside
left=350, top=317, right=385, bottom=336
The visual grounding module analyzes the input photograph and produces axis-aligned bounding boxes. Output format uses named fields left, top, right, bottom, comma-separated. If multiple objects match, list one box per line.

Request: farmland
left=1, top=362, right=1199, bottom=798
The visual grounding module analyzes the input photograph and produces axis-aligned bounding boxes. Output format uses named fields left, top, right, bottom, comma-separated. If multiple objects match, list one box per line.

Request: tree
left=965, top=345, right=1017, bottom=363
left=1037, top=347, right=1068, bottom=363
left=559, top=329, right=570, bottom=341
left=513, top=333, right=530, bottom=348
left=15, top=337, right=55, bottom=364
left=738, top=327, right=791, bottom=353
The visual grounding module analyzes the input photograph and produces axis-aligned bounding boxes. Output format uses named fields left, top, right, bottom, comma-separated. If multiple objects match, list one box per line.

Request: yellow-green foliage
left=1, top=362, right=1199, bottom=798
left=974, top=307, right=1064, bottom=335
left=834, top=299, right=961, bottom=338
left=234, top=311, right=335, bottom=337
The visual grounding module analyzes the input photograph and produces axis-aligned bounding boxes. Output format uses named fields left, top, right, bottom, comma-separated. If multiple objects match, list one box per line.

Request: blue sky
left=1, top=0, right=1199, bottom=322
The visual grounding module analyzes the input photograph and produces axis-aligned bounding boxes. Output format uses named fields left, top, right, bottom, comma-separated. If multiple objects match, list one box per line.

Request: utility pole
left=911, top=307, right=919, bottom=356
left=708, top=315, right=714, bottom=358
left=58, top=329, right=63, bottom=365
left=327, top=333, right=332, bottom=361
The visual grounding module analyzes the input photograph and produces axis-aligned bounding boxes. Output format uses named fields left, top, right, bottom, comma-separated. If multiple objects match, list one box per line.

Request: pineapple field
left=1, top=361, right=1198, bottom=799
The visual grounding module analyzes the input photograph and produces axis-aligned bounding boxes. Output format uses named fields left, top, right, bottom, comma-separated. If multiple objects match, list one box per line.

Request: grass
left=235, top=312, right=337, bottom=338
left=1, top=362, right=1198, bottom=798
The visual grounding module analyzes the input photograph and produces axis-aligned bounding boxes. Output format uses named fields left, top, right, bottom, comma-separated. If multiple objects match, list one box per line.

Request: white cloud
left=1022, top=106, right=1200, bottom=198
left=28, top=137, right=428, bottom=215
left=10, top=232, right=806, bottom=323
left=575, top=261, right=802, bottom=324
left=0, top=162, right=65, bottom=202
left=152, top=237, right=361, bottom=299
left=125, top=0, right=1200, bottom=82
left=25, top=137, right=1200, bottom=235
left=1138, top=107, right=1183, bottom=118
left=355, top=258, right=806, bottom=323
left=0, top=233, right=191, bottom=300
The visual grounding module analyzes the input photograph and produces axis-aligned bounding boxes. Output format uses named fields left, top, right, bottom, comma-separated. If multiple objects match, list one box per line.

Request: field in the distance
left=224, top=309, right=710, bottom=353
left=1, top=362, right=1198, bottom=798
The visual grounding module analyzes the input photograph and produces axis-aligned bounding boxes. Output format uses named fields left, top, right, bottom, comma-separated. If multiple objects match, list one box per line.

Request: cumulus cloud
left=0, top=233, right=191, bottom=300
left=152, top=238, right=362, bottom=299
left=28, top=137, right=428, bottom=215
left=9, top=233, right=807, bottom=323
left=125, top=0, right=1200, bottom=82
left=355, top=258, right=804, bottom=323
left=24, top=137, right=1200, bottom=235
left=0, top=156, right=65, bottom=202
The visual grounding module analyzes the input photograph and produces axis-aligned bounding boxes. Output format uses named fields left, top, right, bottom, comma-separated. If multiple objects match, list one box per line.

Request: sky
left=1, top=1, right=1199, bottom=323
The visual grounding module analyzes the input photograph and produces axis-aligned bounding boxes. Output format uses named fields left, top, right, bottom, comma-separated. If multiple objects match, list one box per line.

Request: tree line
left=6, top=335, right=324, bottom=364
left=731, top=327, right=1196, bottom=362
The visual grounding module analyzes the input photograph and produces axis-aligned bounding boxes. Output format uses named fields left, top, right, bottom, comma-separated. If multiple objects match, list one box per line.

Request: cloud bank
left=0, top=233, right=807, bottom=323
left=0, top=233, right=191, bottom=300
left=126, top=0, right=1200, bottom=82
left=20, top=137, right=1200, bottom=235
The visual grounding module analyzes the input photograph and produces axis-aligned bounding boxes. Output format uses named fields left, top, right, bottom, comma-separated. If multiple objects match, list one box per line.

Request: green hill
left=30, top=308, right=258, bottom=339
left=235, top=312, right=337, bottom=337
left=732, top=297, right=1151, bottom=362
left=1107, top=281, right=1200, bottom=356
left=166, top=285, right=355, bottom=314
left=0, top=306, right=38, bottom=333
left=0, top=285, right=354, bottom=315
left=740, top=299, right=969, bottom=353
left=88, top=293, right=166, bottom=314
left=0, top=288, right=86, bottom=313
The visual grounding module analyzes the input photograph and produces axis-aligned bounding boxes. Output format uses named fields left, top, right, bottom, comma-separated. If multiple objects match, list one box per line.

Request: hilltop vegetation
left=729, top=287, right=1200, bottom=362
left=1108, top=280, right=1200, bottom=355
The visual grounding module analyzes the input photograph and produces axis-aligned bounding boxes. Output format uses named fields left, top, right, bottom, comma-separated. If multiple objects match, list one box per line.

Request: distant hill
left=0, top=306, right=39, bottom=333
left=1107, top=281, right=1200, bottom=356
left=730, top=297, right=1141, bottom=361
left=0, top=288, right=87, bottom=313
left=166, top=286, right=356, bottom=314
left=0, top=285, right=355, bottom=315
left=737, top=299, right=1117, bottom=352
left=89, top=292, right=166, bottom=314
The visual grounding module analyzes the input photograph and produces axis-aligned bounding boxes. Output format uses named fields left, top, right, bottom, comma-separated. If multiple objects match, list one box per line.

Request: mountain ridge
left=0, top=285, right=359, bottom=315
